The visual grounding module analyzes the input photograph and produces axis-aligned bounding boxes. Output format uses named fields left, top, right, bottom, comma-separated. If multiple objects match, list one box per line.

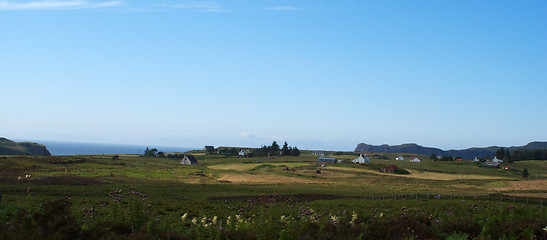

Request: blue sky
left=1, top=0, right=546, bottom=151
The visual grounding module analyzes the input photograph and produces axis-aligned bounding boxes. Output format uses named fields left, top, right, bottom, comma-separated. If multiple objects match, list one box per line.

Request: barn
left=379, top=165, right=398, bottom=173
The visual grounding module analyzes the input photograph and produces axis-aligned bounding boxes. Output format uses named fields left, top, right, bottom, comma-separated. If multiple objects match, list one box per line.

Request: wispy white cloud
left=156, top=2, right=226, bottom=12
left=265, top=6, right=299, bottom=11
left=0, top=0, right=122, bottom=10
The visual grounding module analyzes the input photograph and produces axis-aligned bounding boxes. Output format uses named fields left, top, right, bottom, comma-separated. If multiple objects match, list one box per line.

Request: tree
left=504, top=149, right=512, bottom=162
left=270, top=141, right=280, bottom=156
left=522, top=168, right=529, bottom=178
left=430, top=154, right=437, bottom=161
left=112, top=155, right=120, bottom=160
left=495, top=147, right=506, bottom=160
left=144, top=147, right=158, bottom=157
left=291, top=146, right=300, bottom=156
left=281, top=142, right=290, bottom=156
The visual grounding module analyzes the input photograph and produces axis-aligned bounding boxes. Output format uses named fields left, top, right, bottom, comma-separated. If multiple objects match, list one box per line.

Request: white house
left=181, top=155, right=198, bottom=165
left=473, top=157, right=480, bottom=162
left=238, top=149, right=250, bottom=157
left=410, top=157, right=422, bottom=162
left=312, top=151, right=326, bottom=156
left=352, top=154, right=370, bottom=164
left=396, top=155, right=404, bottom=161
left=492, top=157, right=503, bottom=163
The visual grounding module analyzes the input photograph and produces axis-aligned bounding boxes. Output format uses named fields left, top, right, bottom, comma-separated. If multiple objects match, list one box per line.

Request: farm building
left=312, top=151, right=326, bottom=156
left=203, top=146, right=215, bottom=152
left=318, top=157, right=337, bottom=163
left=181, top=155, right=198, bottom=165
left=379, top=165, right=398, bottom=173
left=396, top=155, right=404, bottom=161
left=473, top=157, right=480, bottom=162
left=352, top=154, right=370, bottom=164
left=410, top=157, right=422, bottom=162
left=492, top=157, right=503, bottom=163
left=483, top=161, right=500, bottom=168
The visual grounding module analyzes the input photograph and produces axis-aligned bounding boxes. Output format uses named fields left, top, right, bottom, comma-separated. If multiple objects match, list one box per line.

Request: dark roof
left=184, top=155, right=198, bottom=164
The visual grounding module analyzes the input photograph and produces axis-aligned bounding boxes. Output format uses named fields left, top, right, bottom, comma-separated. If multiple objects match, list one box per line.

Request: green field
left=1, top=153, right=546, bottom=239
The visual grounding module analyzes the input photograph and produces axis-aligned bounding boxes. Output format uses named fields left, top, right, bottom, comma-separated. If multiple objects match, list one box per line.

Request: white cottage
left=473, top=157, right=480, bottom=162
left=492, top=157, right=503, bottom=163
left=181, top=155, right=198, bottom=165
left=410, top=157, right=422, bottom=162
left=396, top=155, right=405, bottom=161
left=352, top=154, right=370, bottom=164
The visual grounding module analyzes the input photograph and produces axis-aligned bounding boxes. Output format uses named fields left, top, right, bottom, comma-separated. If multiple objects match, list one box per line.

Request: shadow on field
left=209, top=193, right=358, bottom=203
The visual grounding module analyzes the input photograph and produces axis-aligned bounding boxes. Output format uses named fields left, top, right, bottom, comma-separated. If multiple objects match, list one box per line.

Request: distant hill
left=0, top=137, right=51, bottom=156
left=354, top=142, right=547, bottom=159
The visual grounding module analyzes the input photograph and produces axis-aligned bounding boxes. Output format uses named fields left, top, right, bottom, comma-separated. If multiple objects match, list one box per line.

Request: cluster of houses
left=316, top=153, right=426, bottom=165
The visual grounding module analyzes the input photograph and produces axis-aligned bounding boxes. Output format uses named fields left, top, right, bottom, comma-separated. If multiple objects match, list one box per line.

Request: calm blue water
left=34, top=141, right=194, bottom=155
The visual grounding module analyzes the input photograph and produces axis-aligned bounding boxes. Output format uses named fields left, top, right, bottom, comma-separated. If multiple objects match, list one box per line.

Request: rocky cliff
left=0, top=137, right=51, bottom=156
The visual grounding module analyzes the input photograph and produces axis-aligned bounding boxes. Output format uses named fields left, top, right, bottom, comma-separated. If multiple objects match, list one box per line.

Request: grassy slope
left=1, top=154, right=545, bottom=205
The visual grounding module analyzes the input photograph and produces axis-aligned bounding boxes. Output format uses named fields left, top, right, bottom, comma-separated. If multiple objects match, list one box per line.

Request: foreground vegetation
left=1, top=152, right=546, bottom=239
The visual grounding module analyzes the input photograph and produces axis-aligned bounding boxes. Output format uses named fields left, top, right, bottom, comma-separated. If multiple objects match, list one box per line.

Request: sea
left=29, top=140, right=195, bottom=156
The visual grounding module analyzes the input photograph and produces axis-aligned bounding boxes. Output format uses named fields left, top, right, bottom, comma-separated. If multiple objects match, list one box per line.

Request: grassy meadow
left=1, top=152, right=546, bottom=239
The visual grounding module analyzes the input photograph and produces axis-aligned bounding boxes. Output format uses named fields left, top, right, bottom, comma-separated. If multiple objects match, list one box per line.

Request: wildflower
left=201, top=216, right=207, bottom=224
left=191, top=218, right=198, bottom=225
left=379, top=213, right=383, bottom=218
left=350, top=212, right=358, bottom=225
left=330, top=215, right=339, bottom=224
left=181, top=213, right=187, bottom=221
left=280, top=215, right=286, bottom=222
left=226, top=216, right=231, bottom=225
left=543, top=226, right=547, bottom=232
left=235, top=214, right=242, bottom=223
left=212, top=216, right=218, bottom=225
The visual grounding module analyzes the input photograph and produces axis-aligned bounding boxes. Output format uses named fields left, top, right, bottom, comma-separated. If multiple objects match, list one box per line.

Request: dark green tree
left=270, top=141, right=280, bottom=156
left=495, top=147, right=506, bottom=160
left=291, top=146, right=300, bottom=156
left=504, top=149, right=512, bottom=162
left=522, top=168, right=529, bottom=178
left=281, top=141, right=290, bottom=156
left=430, top=154, right=437, bottom=161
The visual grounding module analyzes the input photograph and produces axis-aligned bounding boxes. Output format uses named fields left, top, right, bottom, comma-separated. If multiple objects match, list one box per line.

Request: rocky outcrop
left=0, top=137, right=51, bottom=156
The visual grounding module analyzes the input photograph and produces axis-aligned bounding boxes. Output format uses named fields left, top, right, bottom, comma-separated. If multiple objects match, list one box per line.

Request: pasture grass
left=1, top=154, right=546, bottom=239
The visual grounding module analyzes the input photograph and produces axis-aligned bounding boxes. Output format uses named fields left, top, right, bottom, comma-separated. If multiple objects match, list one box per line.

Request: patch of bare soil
left=218, top=174, right=317, bottom=184
left=492, top=180, right=547, bottom=191
left=503, top=192, right=547, bottom=199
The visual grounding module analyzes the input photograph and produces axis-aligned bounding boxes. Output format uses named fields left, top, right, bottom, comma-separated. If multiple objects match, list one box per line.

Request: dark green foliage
left=252, top=141, right=300, bottom=157
left=393, top=168, right=410, bottom=174
left=510, top=149, right=547, bottom=161
left=522, top=168, right=529, bottom=178
left=495, top=147, right=506, bottom=160
left=143, top=147, right=158, bottom=157
left=281, top=142, right=290, bottom=156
